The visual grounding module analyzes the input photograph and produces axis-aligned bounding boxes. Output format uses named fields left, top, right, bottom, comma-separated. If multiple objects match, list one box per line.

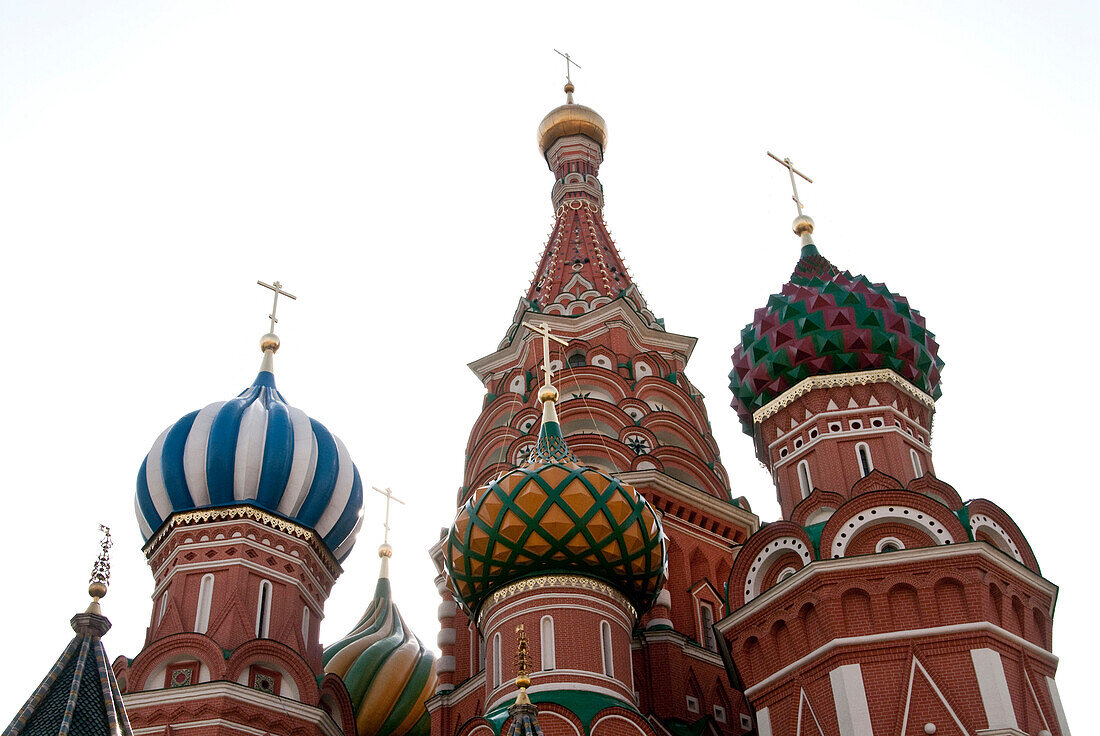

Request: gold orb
left=260, top=333, right=281, bottom=353
left=792, top=215, right=815, bottom=236
left=537, top=103, right=607, bottom=153
left=538, top=385, right=559, bottom=403
left=378, top=543, right=393, bottom=558
left=516, top=674, right=532, bottom=689
left=88, top=581, right=108, bottom=600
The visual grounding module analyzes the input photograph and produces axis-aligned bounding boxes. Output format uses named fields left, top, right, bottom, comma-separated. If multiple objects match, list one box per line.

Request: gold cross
left=257, top=280, right=297, bottom=334
left=523, top=321, right=568, bottom=387
left=371, top=486, right=406, bottom=545
left=767, top=152, right=813, bottom=216
left=553, top=49, right=581, bottom=84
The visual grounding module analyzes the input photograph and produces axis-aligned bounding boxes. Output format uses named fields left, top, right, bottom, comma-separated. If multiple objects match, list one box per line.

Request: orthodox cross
left=522, top=320, right=569, bottom=387
left=553, top=49, right=581, bottom=84
left=371, top=486, right=406, bottom=545
left=257, top=280, right=297, bottom=333
left=767, top=152, right=813, bottom=217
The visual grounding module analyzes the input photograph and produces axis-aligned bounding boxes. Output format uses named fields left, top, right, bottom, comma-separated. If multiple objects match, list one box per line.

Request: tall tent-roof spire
left=4, top=527, right=133, bottom=736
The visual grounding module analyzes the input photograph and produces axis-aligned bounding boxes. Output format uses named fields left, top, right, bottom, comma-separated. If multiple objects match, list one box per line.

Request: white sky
left=1, top=0, right=1096, bottom=727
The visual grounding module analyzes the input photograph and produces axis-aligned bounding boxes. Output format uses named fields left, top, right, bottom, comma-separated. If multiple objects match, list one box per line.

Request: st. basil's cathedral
left=5, top=76, right=1071, bottom=736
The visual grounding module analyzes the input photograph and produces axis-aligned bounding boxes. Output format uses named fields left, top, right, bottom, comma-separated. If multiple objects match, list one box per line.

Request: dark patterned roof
left=4, top=612, right=132, bottom=736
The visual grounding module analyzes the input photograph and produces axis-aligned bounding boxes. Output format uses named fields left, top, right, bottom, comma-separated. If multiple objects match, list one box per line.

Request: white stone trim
left=830, top=664, right=873, bottom=736
left=718, top=543, right=1057, bottom=631
left=969, top=514, right=1024, bottom=563
left=831, top=504, right=954, bottom=558
left=123, top=683, right=342, bottom=736
left=971, top=648, right=1020, bottom=730
left=797, top=688, right=825, bottom=735
left=426, top=671, right=484, bottom=711
left=900, top=656, right=968, bottom=736
left=485, top=679, right=632, bottom=713
left=1045, top=676, right=1071, bottom=735
left=743, top=536, right=813, bottom=602
left=744, top=621, right=1057, bottom=698
left=756, top=707, right=773, bottom=736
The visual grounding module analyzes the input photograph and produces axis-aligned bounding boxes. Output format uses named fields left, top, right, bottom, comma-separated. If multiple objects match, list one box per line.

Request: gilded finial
left=554, top=49, right=581, bottom=104
left=256, top=280, right=297, bottom=370
left=372, top=486, right=406, bottom=578
left=766, top=152, right=817, bottom=249
left=514, top=623, right=532, bottom=703
left=87, top=525, right=112, bottom=614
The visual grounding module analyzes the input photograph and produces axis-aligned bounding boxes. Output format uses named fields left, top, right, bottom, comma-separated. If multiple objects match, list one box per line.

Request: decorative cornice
left=142, top=505, right=342, bottom=577
left=480, top=574, right=636, bottom=626
left=752, top=369, right=936, bottom=424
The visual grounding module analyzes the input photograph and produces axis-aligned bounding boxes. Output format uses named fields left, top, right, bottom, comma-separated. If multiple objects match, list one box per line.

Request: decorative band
left=480, top=574, right=636, bottom=622
left=753, top=369, right=935, bottom=424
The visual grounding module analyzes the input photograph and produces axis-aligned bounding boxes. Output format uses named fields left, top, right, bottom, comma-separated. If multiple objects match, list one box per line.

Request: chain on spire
left=88, top=524, right=112, bottom=601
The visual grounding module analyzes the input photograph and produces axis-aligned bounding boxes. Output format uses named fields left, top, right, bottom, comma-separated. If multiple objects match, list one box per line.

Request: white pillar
left=970, top=648, right=1019, bottom=730
left=1045, top=676, right=1071, bottom=735
left=756, top=707, right=772, bottom=736
left=829, top=664, right=874, bottom=736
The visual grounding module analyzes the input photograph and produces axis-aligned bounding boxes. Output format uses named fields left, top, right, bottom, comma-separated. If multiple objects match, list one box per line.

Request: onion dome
left=537, top=82, right=607, bottom=154
left=323, top=548, right=437, bottom=736
left=445, top=384, right=667, bottom=616
left=134, top=332, right=364, bottom=562
left=729, top=239, right=944, bottom=433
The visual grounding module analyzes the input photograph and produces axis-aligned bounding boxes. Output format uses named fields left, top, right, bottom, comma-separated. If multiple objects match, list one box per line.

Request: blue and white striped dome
left=135, top=368, right=364, bottom=562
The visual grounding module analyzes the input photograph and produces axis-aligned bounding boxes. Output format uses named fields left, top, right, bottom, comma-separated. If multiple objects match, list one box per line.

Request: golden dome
left=537, top=103, right=608, bottom=154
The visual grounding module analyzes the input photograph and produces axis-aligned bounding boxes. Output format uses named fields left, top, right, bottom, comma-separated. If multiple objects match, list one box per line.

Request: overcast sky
left=1, top=0, right=1096, bottom=726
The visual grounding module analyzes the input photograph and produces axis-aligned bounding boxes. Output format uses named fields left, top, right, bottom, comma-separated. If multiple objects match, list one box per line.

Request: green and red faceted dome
left=445, top=396, right=667, bottom=616
left=730, top=244, right=944, bottom=433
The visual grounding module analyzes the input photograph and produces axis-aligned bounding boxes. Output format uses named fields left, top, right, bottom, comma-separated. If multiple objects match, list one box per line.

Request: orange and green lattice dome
left=322, top=572, right=436, bottom=736
left=445, top=400, right=667, bottom=616
left=730, top=244, right=944, bottom=433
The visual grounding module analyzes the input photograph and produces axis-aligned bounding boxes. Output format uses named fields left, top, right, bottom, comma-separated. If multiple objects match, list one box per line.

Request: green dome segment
left=444, top=399, right=667, bottom=616
left=729, top=245, right=944, bottom=433
left=323, top=570, right=437, bottom=736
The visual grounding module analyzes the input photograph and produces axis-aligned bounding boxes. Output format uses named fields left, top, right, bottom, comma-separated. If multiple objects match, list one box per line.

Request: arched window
left=599, top=621, right=614, bottom=677
left=910, top=449, right=923, bottom=478
left=492, top=632, right=502, bottom=687
left=568, top=353, right=586, bottom=368
left=855, top=443, right=874, bottom=477
left=255, top=580, right=273, bottom=638
left=195, top=574, right=214, bottom=634
left=797, top=461, right=812, bottom=498
left=699, top=603, right=716, bottom=652
left=540, top=616, right=556, bottom=670
left=301, top=607, right=310, bottom=646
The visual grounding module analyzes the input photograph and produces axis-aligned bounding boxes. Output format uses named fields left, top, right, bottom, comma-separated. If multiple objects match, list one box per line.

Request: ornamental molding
left=479, top=574, right=636, bottom=625
left=142, top=505, right=341, bottom=577
left=752, top=369, right=936, bottom=424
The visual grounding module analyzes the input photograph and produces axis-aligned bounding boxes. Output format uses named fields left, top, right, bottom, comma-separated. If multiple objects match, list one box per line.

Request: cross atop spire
left=523, top=321, right=569, bottom=388
left=767, top=152, right=813, bottom=216
left=554, top=49, right=581, bottom=103
left=371, top=486, right=406, bottom=547
left=767, top=152, right=818, bottom=247
left=257, top=280, right=297, bottom=335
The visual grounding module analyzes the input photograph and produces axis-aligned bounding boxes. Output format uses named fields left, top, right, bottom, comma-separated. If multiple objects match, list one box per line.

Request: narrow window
left=856, top=443, right=873, bottom=477
left=256, top=580, right=273, bottom=638
left=158, top=591, right=168, bottom=625
left=797, top=461, right=812, bottom=499
left=600, top=621, right=614, bottom=677
left=195, top=574, right=214, bottom=634
left=301, top=606, right=310, bottom=646
left=540, top=616, right=556, bottom=670
left=700, top=603, right=716, bottom=652
left=910, top=449, right=923, bottom=478
left=492, top=633, right=502, bottom=687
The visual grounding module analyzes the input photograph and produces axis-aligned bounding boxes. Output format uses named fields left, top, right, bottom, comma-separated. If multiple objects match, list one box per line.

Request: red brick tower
left=112, top=301, right=365, bottom=736
left=719, top=182, right=1070, bottom=735
left=428, top=81, right=758, bottom=736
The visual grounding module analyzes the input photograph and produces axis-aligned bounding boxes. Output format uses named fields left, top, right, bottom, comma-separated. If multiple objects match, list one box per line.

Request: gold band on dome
left=142, top=505, right=342, bottom=576
left=537, top=104, right=608, bottom=152
left=480, top=574, right=636, bottom=624
left=752, top=369, right=936, bottom=424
